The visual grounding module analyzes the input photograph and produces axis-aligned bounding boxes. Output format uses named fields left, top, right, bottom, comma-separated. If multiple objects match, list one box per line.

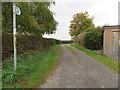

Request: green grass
left=70, top=44, right=119, bottom=74
left=3, top=45, right=62, bottom=88
left=65, top=45, right=77, bottom=55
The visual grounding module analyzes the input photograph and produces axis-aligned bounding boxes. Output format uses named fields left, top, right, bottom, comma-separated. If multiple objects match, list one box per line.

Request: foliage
left=3, top=58, right=32, bottom=87
left=73, top=33, right=85, bottom=48
left=2, top=45, right=61, bottom=88
left=61, top=40, right=73, bottom=44
left=2, top=32, right=60, bottom=60
left=71, top=44, right=119, bottom=74
left=73, top=27, right=103, bottom=50
left=84, top=27, right=103, bottom=50
left=69, top=12, right=94, bottom=37
left=47, top=38, right=61, bottom=46
left=2, top=2, right=57, bottom=35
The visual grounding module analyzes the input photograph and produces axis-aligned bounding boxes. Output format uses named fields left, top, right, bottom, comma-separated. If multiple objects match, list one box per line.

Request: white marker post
left=13, top=3, right=21, bottom=71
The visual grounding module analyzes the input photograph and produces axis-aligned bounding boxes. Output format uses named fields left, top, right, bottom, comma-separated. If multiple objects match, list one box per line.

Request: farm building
left=103, top=25, right=120, bottom=61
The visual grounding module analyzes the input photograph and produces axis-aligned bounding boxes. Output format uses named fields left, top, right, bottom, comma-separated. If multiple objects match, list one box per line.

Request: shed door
left=112, top=30, right=119, bottom=60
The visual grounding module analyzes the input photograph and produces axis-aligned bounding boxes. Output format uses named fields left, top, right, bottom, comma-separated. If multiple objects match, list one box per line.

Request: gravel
left=40, top=44, right=118, bottom=88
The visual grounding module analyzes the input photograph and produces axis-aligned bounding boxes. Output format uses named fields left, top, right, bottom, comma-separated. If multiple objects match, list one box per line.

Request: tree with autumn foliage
left=69, top=12, right=94, bottom=37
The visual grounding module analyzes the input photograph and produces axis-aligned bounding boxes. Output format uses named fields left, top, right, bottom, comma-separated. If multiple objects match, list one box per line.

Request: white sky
left=43, top=0, right=119, bottom=40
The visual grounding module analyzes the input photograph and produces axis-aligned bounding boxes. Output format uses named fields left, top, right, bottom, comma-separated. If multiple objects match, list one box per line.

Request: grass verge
left=70, top=44, right=119, bottom=74
left=3, top=45, right=61, bottom=88
left=65, top=45, right=77, bottom=55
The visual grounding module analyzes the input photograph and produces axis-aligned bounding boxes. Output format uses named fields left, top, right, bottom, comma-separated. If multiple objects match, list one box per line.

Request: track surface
left=40, top=44, right=118, bottom=88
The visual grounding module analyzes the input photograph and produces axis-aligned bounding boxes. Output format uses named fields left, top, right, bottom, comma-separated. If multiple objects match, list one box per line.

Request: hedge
left=61, top=40, right=73, bottom=44
left=46, top=38, right=61, bottom=46
left=2, top=32, right=60, bottom=60
left=84, top=28, right=103, bottom=50
left=73, top=27, right=104, bottom=50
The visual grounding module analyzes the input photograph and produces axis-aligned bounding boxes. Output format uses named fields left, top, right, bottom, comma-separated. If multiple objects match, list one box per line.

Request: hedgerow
left=61, top=40, right=73, bottom=44
left=73, top=27, right=103, bottom=50
left=84, top=27, right=103, bottom=50
left=2, top=32, right=61, bottom=60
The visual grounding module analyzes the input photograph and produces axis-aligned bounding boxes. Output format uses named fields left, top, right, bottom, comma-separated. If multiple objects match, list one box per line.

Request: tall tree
left=2, top=2, right=58, bottom=36
left=69, top=12, right=94, bottom=37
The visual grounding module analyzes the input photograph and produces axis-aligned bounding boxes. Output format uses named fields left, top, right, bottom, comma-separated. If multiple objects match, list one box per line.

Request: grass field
left=70, top=44, right=119, bottom=74
left=3, top=45, right=61, bottom=88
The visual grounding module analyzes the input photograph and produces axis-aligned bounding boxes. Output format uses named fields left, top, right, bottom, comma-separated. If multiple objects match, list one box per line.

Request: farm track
left=40, top=44, right=118, bottom=88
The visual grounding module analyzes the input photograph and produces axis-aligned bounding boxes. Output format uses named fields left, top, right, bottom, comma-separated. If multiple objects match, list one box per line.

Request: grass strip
left=65, top=45, right=77, bottom=55
left=3, top=45, right=62, bottom=88
left=70, top=44, right=119, bottom=74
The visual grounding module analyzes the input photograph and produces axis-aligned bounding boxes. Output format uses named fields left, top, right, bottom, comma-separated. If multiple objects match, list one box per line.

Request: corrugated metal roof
left=103, top=25, right=120, bottom=28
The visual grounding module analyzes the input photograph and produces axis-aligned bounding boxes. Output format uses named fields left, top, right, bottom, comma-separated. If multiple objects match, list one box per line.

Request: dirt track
left=40, top=44, right=118, bottom=88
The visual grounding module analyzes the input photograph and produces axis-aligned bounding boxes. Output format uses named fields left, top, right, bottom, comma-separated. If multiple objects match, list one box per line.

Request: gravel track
left=40, top=44, right=118, bottom=88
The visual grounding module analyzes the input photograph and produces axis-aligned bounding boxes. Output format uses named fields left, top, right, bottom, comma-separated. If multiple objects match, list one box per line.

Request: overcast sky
left=43, top=0, right=119, bottom=40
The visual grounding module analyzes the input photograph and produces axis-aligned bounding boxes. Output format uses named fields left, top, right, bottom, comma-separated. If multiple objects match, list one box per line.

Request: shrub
left=2, top=32, right=60, bottom=60
left=84, top=27, right=103, bottom=50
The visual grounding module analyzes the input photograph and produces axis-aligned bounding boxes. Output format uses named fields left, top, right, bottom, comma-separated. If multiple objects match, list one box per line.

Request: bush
left=84, top=27, right=103, bottom=50
left=2, top=32, right=60, bottom=60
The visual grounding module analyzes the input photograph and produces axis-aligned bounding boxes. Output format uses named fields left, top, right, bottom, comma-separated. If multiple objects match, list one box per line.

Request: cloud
left=88, top=0, right=119, bottom=26
left=43, top=0, right=119, bottom=40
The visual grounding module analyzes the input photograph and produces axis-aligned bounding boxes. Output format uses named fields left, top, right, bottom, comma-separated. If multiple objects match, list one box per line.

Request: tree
left=69, top=12, right=94, bottom=37
left=2, top=2, right=58, bottom=36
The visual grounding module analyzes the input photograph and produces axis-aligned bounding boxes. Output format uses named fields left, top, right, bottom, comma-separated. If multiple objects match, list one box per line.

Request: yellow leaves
left=69, top=11, right=95, bottom=37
